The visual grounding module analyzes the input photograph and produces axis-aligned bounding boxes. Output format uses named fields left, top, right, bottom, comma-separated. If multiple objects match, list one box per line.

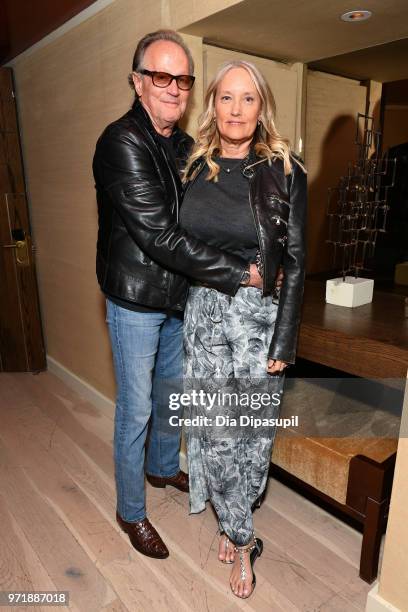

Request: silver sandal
left=230, top=537, right=263, bottom=599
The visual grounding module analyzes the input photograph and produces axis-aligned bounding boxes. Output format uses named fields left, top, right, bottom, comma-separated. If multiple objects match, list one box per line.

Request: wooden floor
left=0, top=371, right=374, bottom=611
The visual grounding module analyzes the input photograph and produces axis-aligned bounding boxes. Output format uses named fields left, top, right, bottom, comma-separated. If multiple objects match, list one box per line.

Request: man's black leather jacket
left=185, top=154, right=307, bottom=364
left=93, top=100, right=246, bottom=311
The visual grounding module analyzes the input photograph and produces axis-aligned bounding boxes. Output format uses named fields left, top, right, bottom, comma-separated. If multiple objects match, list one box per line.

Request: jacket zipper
left=270, top=195, right=290, bottom=208
left=157, top=143, right=181, bottom=223
left=169, top=163, right=180, bottom=223
left=248, top=179, right=266, bottom=294
left=246, top=161, right=289, bottom=294
left=271, top=214, right=288, bottom=227
left=156, top=144, right=182, bottom=303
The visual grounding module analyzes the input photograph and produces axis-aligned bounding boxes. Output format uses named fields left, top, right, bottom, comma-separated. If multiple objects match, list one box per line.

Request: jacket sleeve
left=268, top=160, right=307, bottom=364
left=94, top=128, right=246, bottom=296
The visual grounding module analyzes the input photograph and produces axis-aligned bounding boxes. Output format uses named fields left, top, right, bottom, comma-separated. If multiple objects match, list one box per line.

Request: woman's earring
left=257, top=119, right=261, bottom=126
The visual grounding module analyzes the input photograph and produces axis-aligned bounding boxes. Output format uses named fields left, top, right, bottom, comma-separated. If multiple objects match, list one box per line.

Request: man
left=93, top=30, right=263, bottom=560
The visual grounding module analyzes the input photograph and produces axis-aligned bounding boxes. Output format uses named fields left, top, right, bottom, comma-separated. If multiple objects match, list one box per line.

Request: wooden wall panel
left=178, top=33, right=204, bottom=139
left=305, top=71, right=367, bottom=275
left=12, top=0, right=163, bottom=399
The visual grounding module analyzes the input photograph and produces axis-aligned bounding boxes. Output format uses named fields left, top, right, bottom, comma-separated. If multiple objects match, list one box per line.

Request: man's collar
left=131, top=98, right=180, bottom=140
left=130, top=98, right=192, bottom=157
left=131, top=98, right=158, bottom=136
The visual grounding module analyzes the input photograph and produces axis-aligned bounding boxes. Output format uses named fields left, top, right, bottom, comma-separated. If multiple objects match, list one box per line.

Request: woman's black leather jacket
left=185, top=154, right=307, bottom=364
left=93, top=100, right=246, bottom=311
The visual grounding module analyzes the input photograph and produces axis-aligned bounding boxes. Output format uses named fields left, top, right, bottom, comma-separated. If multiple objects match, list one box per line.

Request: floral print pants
left=183, top=285, right=284, bottom=546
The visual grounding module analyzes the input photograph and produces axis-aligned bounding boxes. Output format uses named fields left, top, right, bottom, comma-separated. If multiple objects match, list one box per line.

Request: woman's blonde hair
left=183, top=60, right=294, bottom=182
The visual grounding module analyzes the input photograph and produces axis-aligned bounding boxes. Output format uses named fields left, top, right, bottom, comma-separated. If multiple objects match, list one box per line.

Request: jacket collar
left=131, top=98, right=189, bottom=150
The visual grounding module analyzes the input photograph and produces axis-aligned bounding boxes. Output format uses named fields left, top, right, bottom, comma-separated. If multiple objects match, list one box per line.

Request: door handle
left=3, top=240, right=26, bottom=248
left=2, top=239, right=30, bottom=265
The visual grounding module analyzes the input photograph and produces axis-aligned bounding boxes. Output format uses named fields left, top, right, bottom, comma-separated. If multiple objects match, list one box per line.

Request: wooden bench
left=270, top=377, right=401, bottom=583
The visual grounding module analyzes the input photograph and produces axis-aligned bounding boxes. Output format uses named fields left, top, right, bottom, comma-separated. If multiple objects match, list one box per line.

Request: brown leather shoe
left=116, top=512, right=169, bottom=559
left=146, top=470, right=189, bottom=493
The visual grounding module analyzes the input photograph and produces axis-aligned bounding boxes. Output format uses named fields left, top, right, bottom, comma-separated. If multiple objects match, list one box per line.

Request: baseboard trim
left=46, top=354, right=188, bottom=471
left=366, top=583, right=401, bottom=612
left=47, top=355, right=115, bottom=419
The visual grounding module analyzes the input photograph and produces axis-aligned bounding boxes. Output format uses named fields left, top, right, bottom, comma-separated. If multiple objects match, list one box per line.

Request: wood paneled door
left=0, top=67, right=45, bottom=372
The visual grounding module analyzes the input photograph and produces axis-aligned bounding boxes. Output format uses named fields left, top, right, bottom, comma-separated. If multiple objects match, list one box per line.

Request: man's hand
left=275, top=266, right=284, bottom=289
left=267, top=359, right=289, bottom=374
left=245, top=264, right=283, bottom=290
left=248, top=263, right=263, bottom=289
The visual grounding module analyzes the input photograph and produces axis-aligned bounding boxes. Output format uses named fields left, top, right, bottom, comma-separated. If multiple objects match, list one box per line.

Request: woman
left=179, top=60, right=307, bottom=599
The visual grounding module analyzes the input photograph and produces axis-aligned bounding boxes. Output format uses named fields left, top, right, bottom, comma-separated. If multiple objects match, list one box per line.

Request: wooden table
left=297, top=280, right=408, bottom=378
left=271, top=279, right=408, bottom=582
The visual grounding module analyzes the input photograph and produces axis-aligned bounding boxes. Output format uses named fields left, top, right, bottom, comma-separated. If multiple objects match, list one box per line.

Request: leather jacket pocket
left=271, top=214, right=288, bottom=247
left=267, top=194, right=290, bottom=209
left=266, top=195, right=289, bottom=248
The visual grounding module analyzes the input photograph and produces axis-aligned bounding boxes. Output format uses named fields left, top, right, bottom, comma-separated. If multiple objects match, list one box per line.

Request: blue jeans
left=106, top=299, right=183, bottom=522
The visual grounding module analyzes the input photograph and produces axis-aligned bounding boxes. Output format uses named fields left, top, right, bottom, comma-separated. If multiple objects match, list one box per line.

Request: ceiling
left=181, top=0, right=408, bottom=82
left=309, top=38, right=408, bottom=83
left=0, top=0, right=96, bottom=65
left=1, top=0, right=407, bottom=82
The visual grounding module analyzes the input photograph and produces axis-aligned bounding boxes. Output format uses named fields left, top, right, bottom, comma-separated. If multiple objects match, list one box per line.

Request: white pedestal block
left=325, top=276, right=374, bottom=307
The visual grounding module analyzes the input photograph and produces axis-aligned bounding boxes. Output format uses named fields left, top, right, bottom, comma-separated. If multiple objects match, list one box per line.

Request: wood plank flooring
left=0, top=371, right=373, bottom=611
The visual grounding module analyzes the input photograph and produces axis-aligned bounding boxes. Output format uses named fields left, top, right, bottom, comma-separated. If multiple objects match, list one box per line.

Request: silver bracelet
left=240, top=264, right=251, bottom=286
left=255, top=249, right=264, bottom=277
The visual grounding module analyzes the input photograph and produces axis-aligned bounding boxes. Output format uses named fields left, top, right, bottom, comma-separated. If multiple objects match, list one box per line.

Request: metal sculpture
left=326, top=113, right=396, bottom=280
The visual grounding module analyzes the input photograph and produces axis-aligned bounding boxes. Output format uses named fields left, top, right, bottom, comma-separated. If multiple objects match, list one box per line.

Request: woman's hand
left=275, top=266, right=284, bottom=289
left=248, top=263, right=263, bottom=289
left=267, top=359, right=289, bottom=374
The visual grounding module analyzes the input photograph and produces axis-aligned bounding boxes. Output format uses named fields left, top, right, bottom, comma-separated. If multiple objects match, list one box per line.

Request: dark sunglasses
left=139, top=69, right=195, bottom=91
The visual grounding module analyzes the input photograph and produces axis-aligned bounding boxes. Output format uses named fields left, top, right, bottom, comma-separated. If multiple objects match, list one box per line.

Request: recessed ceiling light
left=341, top=10, right=372, bottom=22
